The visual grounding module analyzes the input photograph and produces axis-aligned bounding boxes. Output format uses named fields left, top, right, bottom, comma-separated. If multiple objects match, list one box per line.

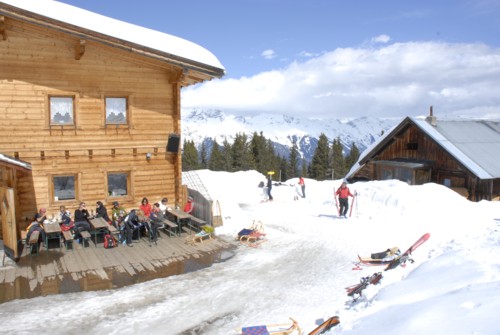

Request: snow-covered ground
left=0, top=170, right=499, bottom=335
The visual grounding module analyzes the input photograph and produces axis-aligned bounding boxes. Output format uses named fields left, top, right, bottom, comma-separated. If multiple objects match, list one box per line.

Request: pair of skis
left=334, top=190, right=357, bottom=218
left=346, top=233, right=431, bottom=299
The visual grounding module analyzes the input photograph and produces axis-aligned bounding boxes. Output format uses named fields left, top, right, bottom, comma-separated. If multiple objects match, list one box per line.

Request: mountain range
left=181, top=108, right=401, bottom=162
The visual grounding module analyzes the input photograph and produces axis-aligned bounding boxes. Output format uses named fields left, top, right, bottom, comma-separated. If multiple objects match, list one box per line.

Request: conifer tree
left=287, top=143, right=300, bottom=178
left=266, top=139, right=279, bottom=176
left=200, top=141, right=208, bottom=169
left=345, top=142, right=360, bottom=173
left=279, top=156, right=289, bottom=182
left=221, top=138, right=233, bottom=171
left=331, top=137, right=345, bottom=179
left=310, top=133, right=330, bottom=180
left=208, top=139, right=224, bottom=171
left=232, top=133, right=253, bottom=171
left=301, top=159, right=308, bottom=177
left=182, top=140, right=200, bottom=171
left=250, top=131, right=268, bottom=174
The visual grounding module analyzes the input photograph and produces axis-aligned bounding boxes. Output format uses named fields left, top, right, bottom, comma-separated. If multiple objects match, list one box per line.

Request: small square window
left=50, top=97, right=74, bottom=125
left=53, top=175, right=76, bottom=201
left=105, top=97, right=127, bottom=124
left=108, top=172, right=129, bottom=196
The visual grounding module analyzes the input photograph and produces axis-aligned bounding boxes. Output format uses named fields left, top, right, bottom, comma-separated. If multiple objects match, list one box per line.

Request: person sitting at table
left=149, top=203, right=165, bottom=242
left=183, top=196, right=194, bottom=214
left=95, top=201, right=111, bottom=223
left=74, top=202, right=91, bottom=244
left=57, top=205, right=74, bottom=232
left=111, top=201, right=127, bottom=228
left=139, top=197, right=152, bottom=217
left=34, top=207, right=47, bottom=224
left=120, top=209, right=137, bottom=247
left=25, top=218, right=46, bottom=248
left=135, top=209, right=150, bottom=238
left=159, top=197, right=169, bottom=215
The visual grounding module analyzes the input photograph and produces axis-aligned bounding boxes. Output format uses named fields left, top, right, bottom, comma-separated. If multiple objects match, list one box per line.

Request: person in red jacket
left=335, top=181, right=354, bottom=218
left=139, top=197, right=152, bottom=217
left=184, top=196, right=194, bottom=214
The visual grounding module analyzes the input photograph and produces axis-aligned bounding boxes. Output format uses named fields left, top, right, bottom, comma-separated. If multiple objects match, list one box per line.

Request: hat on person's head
left=342, top=181, right=347, bottom=185
left=112, top=201, right=119, bottom=206
left=161, top=198, right=168, bottom=203
left=40, top=208, right=46, bottom=213
left=188, top=196, right=193, bottom=202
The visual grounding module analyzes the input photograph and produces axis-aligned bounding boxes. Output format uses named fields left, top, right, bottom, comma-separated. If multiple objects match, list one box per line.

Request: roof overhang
left=0, top=2, right=225, bottom=86
left=0, top=153, right=32, bottom=172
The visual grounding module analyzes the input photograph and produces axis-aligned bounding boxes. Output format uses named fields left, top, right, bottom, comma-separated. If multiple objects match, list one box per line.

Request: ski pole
left=349, top=191, right=357, bottom=217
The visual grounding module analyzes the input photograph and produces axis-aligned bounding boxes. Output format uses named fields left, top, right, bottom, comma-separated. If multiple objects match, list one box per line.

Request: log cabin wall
left=0, top=17, right=182, bottom=228
left=362, top=123, right=483, bottom=200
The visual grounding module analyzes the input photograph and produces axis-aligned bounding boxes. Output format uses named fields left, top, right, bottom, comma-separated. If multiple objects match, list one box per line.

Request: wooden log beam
left=0, top=16, right=6, bottom=41
left=75, top=39, right=86, bottom=60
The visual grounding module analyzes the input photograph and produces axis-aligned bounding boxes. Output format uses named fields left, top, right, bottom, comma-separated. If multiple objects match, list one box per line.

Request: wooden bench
left=107, top=224, right=120, bottom=244
left=186, top=216, right=206, bottom=233
left=80, top=231, right=92, bottom=248
left=162, top=219, right=178, bottom=237
left=62, top=230, right=74, bottom=251
left=27, top=230, right=41, bottom=256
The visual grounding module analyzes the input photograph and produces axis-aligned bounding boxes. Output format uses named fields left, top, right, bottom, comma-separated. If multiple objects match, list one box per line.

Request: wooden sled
left=238, top=220, right=266, bottom=246
left=307, top=316, right=340, bottom=335
left=239, top=318, right=302, bottom=335
left=353, top=247, right=400, bottom=269
left=185, top=226, right=213, bottom=245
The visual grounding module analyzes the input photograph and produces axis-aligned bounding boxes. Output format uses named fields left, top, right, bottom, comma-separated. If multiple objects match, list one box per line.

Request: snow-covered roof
left=347, top=117, right=500, bottom=180
left=0, top=0, right=225, bottom=77
left=0, top=153, right=32, bottom=171
left=412, top=118, right=500, bottom=179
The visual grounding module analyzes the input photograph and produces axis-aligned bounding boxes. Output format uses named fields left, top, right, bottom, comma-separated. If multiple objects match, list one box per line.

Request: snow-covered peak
left=181, top=108, right=400, bottom=158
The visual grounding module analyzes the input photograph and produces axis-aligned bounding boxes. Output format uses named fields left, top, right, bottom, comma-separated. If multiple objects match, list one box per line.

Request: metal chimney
left=426, top=105, right=437, bottom=126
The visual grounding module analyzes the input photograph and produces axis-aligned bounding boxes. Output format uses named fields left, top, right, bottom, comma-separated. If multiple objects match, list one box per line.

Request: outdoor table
left=43, top=220, right=62, bottom=251
left=166, top=208, right=191, bottom=234
left=89, top=217, right=110, bottom=246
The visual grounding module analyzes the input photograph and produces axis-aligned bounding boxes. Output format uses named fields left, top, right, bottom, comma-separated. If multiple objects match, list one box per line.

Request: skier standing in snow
left=335, top=181, right=354, bottom=218
left=298, top=176, right=305, bottom=198
left=267, top=175, right=274, bottom=201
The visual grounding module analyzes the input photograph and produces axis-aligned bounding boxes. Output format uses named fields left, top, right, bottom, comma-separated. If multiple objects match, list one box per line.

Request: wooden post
left=171, top=69, right=185, bottom=207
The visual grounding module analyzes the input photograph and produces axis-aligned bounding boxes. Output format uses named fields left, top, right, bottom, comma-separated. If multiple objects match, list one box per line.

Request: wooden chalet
left=0, top=1, right=224, bottom=259
left=346, top=108, right=500, bottom=201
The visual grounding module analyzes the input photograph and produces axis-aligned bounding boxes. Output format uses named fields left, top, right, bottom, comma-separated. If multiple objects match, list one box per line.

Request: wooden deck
left=0, top=231, right=235, bottom=304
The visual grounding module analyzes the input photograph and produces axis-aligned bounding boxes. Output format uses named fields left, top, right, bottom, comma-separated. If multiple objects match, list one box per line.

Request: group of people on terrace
left=25, top=196, right=195, bottom=250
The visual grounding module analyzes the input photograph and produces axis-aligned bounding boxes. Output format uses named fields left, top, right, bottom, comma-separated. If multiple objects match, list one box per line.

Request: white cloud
left=261, top=49, right=276, bottom=59
left=182, top=41, right=500, bottom=119
left=371, top=34, right=391, bottom=44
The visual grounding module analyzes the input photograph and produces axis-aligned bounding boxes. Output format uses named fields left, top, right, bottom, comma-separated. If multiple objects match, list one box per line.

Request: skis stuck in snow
left=345, top=272, right=383, bottom=299
left=347, top=233, right=431, bottom=299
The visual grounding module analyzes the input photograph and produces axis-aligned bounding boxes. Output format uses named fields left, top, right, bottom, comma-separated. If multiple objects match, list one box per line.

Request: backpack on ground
left=104, top=234, right=116, bottom=249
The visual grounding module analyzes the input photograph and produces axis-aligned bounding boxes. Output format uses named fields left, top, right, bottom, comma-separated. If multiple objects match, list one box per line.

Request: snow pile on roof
left=1, top=0, right=224, bottom=71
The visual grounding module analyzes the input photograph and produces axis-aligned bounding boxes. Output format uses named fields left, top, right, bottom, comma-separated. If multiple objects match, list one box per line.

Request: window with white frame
left=105, top=97, right=128, bottom=125
left=50, top=96, right=74, bottom=125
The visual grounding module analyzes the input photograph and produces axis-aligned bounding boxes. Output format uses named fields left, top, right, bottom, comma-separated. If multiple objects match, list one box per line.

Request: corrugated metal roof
left=413, top=118, right=500, bottom=179
left=347, top=117, right=500, bottom=180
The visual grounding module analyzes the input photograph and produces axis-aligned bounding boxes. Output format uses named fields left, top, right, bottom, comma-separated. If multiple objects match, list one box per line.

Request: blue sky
left=59, top=0, right=500, bottom=119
